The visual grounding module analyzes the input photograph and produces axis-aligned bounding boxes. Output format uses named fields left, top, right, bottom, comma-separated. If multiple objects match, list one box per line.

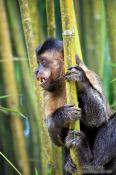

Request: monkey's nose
left=35, top=69, right=39, bottom=76
left=35, top=70, right=40, bottom=81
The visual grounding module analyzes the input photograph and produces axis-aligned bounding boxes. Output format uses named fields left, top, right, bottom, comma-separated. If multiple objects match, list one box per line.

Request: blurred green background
left=0, top=0, right=116, bottom=175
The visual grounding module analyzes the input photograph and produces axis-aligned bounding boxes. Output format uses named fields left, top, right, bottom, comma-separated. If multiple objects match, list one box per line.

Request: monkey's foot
left=65, top=65, right=83, bottom=82
left=65, top=155, right=77, bottom=174
left=65, top=130, right=85, bottom=149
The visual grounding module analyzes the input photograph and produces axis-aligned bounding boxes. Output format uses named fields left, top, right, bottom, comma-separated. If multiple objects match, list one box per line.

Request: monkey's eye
left=41, top=58, right=47, bottom=66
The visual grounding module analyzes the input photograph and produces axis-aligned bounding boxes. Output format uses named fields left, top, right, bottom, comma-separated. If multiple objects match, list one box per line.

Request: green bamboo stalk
left=5, top=0, right=42, bottom=171
left=18, top=1, right=53, bottom=174
left=72, top=1, right=82, bottom=59
left=0, top=74, right=15, bottom=175
left=92, top=0, right=106, bottom=77
left=46, top=0, right=56, bottom=37
left=0, top=1, right=31, bottom=175
left=46, top=1, right=63, bottom=174
left=0, top=112, right=15, bottom=175
left=80, top=0, right=105, bottom=77
left=105, top=0, right=116, bottom=107
left=60, top=0, right=81, bottom=174
left=29, top=0, right=44, bottom=44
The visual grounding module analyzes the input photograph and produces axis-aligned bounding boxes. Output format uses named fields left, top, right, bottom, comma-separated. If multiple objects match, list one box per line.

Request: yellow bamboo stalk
left=46, top=0, right=56, bottom=37
left=0, top=1, right=31, bottom=175
left=18, top=0, right=54, bottom=174
left=60, top=0, right=81, bottom=174
left=72, top=1, right=82, bottom=59
left=5, top=0, right=43, bottom=171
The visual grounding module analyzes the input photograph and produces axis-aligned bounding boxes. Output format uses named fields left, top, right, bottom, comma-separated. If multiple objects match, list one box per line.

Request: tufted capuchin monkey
left=35, top=38, right=116, bottom=175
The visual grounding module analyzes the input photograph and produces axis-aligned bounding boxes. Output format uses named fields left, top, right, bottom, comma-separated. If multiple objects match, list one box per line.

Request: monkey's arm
left=65, top=65, right=110, bottom=127
left=45, top=104, right=81, bottom=146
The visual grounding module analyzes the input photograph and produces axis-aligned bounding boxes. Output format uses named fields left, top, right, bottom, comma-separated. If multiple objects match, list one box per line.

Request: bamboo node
left=63, top=29, right=75, bottom=36
left=23, top=17, right=31, bottom=22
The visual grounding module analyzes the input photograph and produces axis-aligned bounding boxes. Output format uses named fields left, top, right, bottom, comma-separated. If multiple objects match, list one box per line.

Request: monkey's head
left=35, top=38, right=64, bottom=91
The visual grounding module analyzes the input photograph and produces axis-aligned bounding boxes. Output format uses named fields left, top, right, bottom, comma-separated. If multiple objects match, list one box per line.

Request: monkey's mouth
left=38, top=77, right=51, bottom=89
left=39, top=77, right=47, bottom=85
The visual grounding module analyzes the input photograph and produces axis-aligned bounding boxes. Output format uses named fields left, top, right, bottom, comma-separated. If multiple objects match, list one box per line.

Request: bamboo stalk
left=29, top=0, right=44, bottom=44
left=18, top=0, right=54, bottom=174
left=105, top=0, right=116, bottom=106
left=5, top=0, right=42, bottom=171
left=46, top=0, right=56, bottom=37
left=72, top=0, right=82, bottom=59
left=0, top=1, right=31, bottom=175
left=92, top=0, right=106, bottom=78
left=80, top=0, right=105, bottom=77
left=46, top=1, right=63, bottom=174
left=60, top=0, right=81, bottom=174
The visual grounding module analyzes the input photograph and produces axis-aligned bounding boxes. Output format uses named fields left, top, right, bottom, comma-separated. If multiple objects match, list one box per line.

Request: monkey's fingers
left=64, top=104, right=75, bottom=108
left=65, top=155, right=77, bottom=174
left=64, top=107, right=82, bottom=121
left=65, top=130, right=85, bottom=149
left=67, top=65, right=82, bottom=71
left=65, top=71, right=80, bottom=82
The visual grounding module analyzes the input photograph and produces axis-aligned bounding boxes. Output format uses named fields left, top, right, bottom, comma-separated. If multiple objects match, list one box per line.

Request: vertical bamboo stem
left=18, top=0, right=54, bottom=174
left=105, top=0, right=116, bottom=106
left=46, top=1, right=63, bottom=174
left=29, top=0, right=44, bottom=44
left=0, top=1, right=31, bottom=175
left=5, top=0, right=43, bottom=171
left=60, top=0, right=81, bottom=174
left=46, top=0, right=56, bottom=37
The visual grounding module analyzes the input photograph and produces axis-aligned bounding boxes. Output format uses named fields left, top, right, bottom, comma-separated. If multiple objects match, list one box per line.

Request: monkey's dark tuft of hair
left=36, top=38, right=63, bottom=56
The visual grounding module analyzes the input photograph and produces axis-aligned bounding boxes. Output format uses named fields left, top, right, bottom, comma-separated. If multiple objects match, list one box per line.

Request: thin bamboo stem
left=105, top=0, right=116, bottom=106
left=18, top=0, right=53, bottom=174
left=46, top=1, right=62, bottom=174
left=0, top=1, right=31, bottom=175
left=46, top=0, right=56, bottom=37
left=5, top=0, right=42, bottom=171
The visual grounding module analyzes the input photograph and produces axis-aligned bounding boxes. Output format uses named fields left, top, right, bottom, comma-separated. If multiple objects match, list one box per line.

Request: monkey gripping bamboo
left=60, top=0, right=82, bottom=174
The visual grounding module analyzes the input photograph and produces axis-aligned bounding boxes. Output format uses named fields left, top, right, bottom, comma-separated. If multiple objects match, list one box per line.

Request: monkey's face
left=35, top=50, right=64, bottom=91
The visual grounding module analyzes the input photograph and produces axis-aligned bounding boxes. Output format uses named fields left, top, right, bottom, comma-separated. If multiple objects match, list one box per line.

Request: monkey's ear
left=35, top=45, right=42, bottom=56
left=61, top=49, right=64, bottom=60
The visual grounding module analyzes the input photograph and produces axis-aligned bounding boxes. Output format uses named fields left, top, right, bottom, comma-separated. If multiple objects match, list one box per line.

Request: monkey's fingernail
left=64, top=104, right=75, bottom=108
left=77, top=108, right=82, bottom=112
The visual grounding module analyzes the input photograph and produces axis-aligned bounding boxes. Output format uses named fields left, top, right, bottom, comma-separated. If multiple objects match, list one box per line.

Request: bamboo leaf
left=0, top=94, right=11, bottom=99
left=110, top=62, right=116, bottom=67
left=0, top=106, right=26, bottom=118
left=0, top=152, right=22, bottom=175
left=111, top=79, right=116, bottom=83
left=34, top=168, right=40, bottom=175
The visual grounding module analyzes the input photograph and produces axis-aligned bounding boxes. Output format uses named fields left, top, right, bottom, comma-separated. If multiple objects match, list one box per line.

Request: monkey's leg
left=65, top=130, right=93, bottom=163
left=65, top=130, right=93, bottom=174
left=91, top=117, right=116, bottom=174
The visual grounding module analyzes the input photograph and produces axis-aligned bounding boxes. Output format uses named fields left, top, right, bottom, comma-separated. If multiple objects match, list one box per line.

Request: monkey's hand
left=65, top=65, right=84, bottom=82
left=65, top=130, right=93, bottom=166
left=65, top=154, right=77, bottom=174
left=45, top=105, right=81, bottom=146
